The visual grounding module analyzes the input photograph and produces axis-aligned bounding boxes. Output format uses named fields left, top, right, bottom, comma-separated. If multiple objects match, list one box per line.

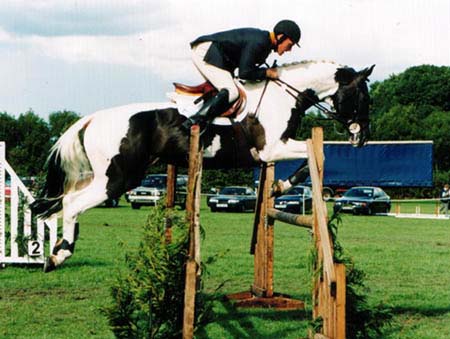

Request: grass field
left=1, top=199, right=449, bottom=338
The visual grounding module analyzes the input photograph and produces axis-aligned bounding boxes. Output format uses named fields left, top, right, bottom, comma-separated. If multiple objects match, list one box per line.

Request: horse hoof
left=270, top=181, right=283, bottom=197
left=43, top=256, right=57, bottom=273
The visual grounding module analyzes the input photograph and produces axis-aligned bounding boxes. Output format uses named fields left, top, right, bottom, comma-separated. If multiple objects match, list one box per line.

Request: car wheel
left=352, top=208, right=359, bottom=215
left=210, top=207, right=217, bottom=212
left=131, top=203, right=141, bottom=210
left=367, top=207, right=373, bottom=215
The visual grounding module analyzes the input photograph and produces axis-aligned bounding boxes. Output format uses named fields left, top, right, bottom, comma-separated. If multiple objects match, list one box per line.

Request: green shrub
left=104, top=206, right=210, bottom=338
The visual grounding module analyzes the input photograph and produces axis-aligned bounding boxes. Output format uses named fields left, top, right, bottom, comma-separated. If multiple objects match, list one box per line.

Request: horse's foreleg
left=258, top=139, right=308, bottom=163
left=271, top=162, right=310, bottom=197
left=44, top=178, right=108, bottom=272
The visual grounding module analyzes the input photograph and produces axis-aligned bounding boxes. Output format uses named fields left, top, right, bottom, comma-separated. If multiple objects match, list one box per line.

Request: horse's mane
left=278, top=59, right=339, bottom=69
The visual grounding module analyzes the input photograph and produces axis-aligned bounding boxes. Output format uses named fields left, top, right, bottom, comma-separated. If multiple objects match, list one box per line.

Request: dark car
left=274, top=185, right=312, bottom=214
left=127, top=174, right=188, bottom=209
left=207, top=186, right=256, bottom=212
left=333, top=186, right=391, bottom=215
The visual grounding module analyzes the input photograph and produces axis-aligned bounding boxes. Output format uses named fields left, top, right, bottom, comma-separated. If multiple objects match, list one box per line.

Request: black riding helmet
left=274, top=20, right=301, bottom=46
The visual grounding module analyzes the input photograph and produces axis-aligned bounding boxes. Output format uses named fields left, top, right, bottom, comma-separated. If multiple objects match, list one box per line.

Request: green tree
left=0, top=112, right=19, bottom=155
left=371, top=65, right=450, bottom=116
left=48, top=110, right=80, bottom=141
left=9, top=111, right=51, bottom=176
left=370, top=65, right=450, bottom=176
left=372, top=104, right=423, bottom=141
left=423, top=110, right=450, bottom=171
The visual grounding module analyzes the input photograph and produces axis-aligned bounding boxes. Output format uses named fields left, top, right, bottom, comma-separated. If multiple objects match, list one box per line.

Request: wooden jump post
left=308, top=127, right=346, bottom=339
left=182, top=125, right=203, bottom=339
left=164, top=126, right=202, bottom=339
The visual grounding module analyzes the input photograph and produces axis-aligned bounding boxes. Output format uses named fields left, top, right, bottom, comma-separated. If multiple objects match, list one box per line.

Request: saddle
left=172, top=81, right=246, bottom=118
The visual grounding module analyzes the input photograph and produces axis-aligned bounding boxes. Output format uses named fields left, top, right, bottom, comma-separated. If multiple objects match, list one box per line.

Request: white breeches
left=191, top=41, right=239, bottom=103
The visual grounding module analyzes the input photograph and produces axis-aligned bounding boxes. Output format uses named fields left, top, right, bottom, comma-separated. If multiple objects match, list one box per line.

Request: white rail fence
left=387, top=199, right=449, bottom=219
left=0, top=142, right=57, bottom=266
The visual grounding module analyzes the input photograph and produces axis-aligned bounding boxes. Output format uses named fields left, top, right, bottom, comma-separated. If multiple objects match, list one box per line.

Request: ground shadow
left=196, top=295, right=311, bottom=338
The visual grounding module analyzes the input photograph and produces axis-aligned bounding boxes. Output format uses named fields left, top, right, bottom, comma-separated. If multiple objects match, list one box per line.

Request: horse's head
left=330, top=65, right=375, bottom=147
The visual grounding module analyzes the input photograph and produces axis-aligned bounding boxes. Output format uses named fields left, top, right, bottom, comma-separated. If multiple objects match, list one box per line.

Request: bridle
left=276, top=78, right=364, bottom=128
left=254, top=76, right=348, bottom=126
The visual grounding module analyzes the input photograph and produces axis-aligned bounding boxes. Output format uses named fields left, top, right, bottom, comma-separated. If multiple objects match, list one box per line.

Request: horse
left=31, top=60, right=375, bottom=272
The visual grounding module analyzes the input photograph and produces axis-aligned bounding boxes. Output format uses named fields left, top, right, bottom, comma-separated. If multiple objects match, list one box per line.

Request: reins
left=273, top=78, right=346, bottom=124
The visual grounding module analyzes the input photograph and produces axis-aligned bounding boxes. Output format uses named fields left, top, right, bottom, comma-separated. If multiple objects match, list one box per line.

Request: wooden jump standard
left=228, top=127, right=346, bottom=338
left=182, top=125, right=203, bottom=339
left=167, top=127, right=345, bottom=338
left=164, top=125, right=203, bottom=339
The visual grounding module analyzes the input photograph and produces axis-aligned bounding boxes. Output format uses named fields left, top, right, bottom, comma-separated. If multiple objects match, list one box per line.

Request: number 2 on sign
left=28, top=240, right=43, bottom=257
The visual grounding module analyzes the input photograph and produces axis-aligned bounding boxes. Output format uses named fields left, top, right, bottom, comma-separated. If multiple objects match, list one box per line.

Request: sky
left=0, top=0, right=449, bottom=119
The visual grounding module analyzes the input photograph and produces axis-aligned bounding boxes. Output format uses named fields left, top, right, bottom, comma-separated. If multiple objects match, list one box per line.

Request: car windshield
left=141, top=176, right=166, bottom=188
left=344, top=188, right=374, bottom=198
left=220, top=187, right=247, bottom=195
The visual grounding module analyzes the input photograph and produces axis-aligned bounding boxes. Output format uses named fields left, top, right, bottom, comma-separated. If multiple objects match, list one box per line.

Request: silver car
left=128, top=174, right=187, bottom=209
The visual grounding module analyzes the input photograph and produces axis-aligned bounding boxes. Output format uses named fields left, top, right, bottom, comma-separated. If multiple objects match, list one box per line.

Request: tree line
left=1, top=64, right=449, bottom=194
left=0, top=110, right=80, bottom=176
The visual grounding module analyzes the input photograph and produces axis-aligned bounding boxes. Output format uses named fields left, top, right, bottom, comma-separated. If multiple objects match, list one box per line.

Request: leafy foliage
left=48, top=110, right=81, bottom=141
left=0, top=110, right=80, bottom=177
left=104, top=206, right=211, bottom=338
left=371, top=65, right=450, bottom=116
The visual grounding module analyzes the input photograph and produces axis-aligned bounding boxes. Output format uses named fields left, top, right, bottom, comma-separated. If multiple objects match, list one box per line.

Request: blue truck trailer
left=270, top=141, right=434, bottom=199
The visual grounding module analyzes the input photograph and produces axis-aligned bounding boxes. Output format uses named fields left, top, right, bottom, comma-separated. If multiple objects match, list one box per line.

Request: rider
left=183, top=19, right=301, bottom=129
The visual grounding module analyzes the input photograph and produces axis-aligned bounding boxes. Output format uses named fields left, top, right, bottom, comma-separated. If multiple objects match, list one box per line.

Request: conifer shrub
left=104, top=206, right=210, bottom=338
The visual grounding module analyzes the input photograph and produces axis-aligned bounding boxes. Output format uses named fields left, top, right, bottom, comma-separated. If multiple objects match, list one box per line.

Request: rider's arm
left=238, top=42, right=270, bottom=81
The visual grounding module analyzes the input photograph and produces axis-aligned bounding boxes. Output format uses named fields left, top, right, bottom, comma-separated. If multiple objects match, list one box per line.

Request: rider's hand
left=266, top=68, right=279, bottom=80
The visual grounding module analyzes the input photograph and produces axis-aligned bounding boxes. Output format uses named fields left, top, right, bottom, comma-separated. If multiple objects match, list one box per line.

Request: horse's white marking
left=259, top=139, right=308, bottom=162
left=53, top=249, right=72, bottom=266
left=203, top=135, right=221, bottom=158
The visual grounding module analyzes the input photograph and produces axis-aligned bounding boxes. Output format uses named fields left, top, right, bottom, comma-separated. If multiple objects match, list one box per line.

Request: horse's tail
left=31, top=115, right=93, bottom=218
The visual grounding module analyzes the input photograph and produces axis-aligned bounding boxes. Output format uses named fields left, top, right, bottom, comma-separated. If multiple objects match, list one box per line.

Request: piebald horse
left=31, top=60, right=374, bottom=271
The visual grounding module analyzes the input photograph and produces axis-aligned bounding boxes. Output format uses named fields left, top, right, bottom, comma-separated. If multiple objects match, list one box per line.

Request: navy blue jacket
left=191, top=28, right=273, bottom=81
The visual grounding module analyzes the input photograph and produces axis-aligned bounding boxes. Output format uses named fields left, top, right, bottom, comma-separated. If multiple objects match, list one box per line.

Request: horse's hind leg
left=44, top=176, right=108, bottom=272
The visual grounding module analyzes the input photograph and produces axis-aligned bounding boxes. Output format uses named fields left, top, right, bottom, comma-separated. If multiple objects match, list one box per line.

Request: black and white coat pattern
left=31, top=60, right=374, bottom=271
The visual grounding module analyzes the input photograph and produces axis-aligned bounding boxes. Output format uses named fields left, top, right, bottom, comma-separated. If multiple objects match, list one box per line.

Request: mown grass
left=0, top=199, right=449, bottom=338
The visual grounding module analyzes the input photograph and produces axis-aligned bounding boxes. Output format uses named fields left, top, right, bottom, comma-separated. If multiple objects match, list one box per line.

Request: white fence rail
left=0, top=142, right=57, bottom=266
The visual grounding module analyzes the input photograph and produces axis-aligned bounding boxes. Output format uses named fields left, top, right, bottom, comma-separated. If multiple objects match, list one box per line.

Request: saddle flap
left=220, top=85, right=247, bottom=118
left=173, top=81, right=216, bottom=96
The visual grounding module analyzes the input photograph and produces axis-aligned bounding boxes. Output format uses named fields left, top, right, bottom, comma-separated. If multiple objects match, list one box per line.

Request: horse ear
left=361, top=64, right=375, bottom=78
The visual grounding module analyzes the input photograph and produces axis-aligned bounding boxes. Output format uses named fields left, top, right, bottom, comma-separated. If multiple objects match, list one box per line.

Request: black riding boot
left=182, top=89, right=229, bottom=130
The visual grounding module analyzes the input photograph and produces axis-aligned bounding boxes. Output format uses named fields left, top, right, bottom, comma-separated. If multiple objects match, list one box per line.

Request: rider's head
left=273, top=20, right=301, bottom=55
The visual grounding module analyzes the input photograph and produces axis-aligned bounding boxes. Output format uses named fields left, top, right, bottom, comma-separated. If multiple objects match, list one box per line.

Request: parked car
left=127, top=174, right=188, bottom=209
left=333, top=186, right=391, bottom=215
left=207, top=186, right=256, bottom=212
left=274, top=185, right=312, bottom=214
